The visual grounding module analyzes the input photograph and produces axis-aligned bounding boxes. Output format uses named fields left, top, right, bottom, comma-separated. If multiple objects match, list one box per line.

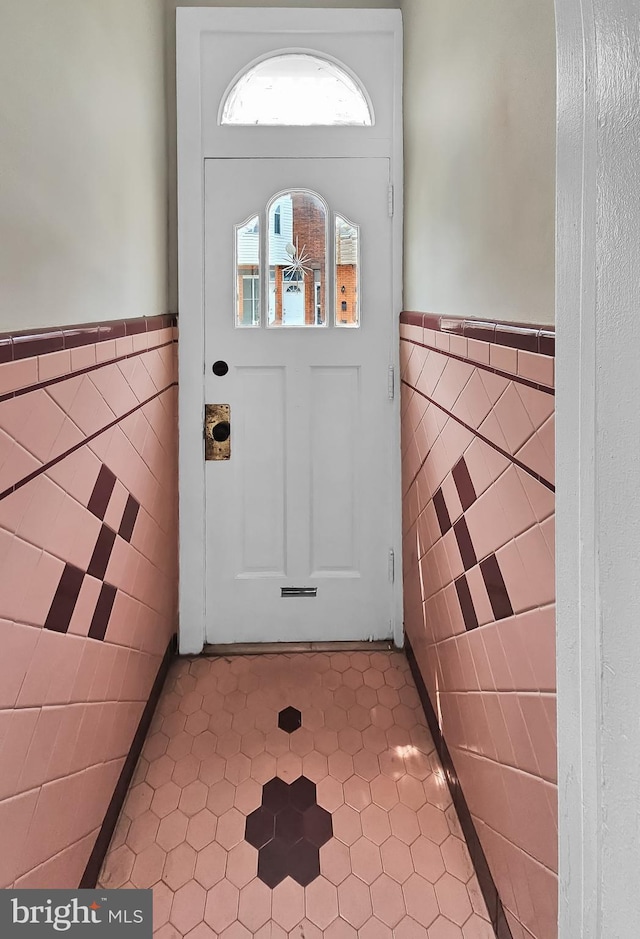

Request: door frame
left=176, top=8, right=403, bottom=654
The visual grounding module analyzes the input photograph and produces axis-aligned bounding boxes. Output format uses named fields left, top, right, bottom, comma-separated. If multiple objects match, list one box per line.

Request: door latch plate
left=205, top=404, right=230, bottom=461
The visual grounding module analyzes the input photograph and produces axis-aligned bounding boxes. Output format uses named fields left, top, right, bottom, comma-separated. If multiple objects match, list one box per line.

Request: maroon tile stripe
left=0, top=314, right=176, bottom=363
left=0, top=381, right=177, bottom=504
left=87, top=525, right=117, bottom=581
left=88, top=583, right=118, bottom=641
left=455, top=575, right=479, bottom=631
left=118, top=495, right=140, bottom=543
left=87, top=466, right=117, bottom=520
left=453, top=517, right=477, bottom=571
left=433, top=488, right=452, bottom=536
left=44, top=564, right=85, bottom=633
left=452, top=457, right=477, bottom=512
left=480, top=555, right=514, bottom=621
left=44, top=464, right=141, bottom=638
left=401, top=311, right=554, bottom=357
left=401, top=378, right=555, bottom=493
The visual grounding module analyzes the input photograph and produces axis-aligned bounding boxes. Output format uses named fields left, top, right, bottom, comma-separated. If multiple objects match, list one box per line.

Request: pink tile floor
left=99, top=651, right=495, bottom=938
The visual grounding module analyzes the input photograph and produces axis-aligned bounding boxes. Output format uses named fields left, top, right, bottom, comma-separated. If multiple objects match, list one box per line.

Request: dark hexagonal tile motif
left=245, top=805, right=275, bottom=849
left=290, top=775, right=316, bottom=811
left=302, top=803, right=333, bottom=848
left=278, top=706, right=302, bottom=734
left=257, top=837, right=289, bottom=889
left=245, top=774, right=334, bottom=888
left=275, top=804, right=304, bottom=845
left=262, top=776, right=290, bottom=812
left=288, top=838, right=322, bottom=887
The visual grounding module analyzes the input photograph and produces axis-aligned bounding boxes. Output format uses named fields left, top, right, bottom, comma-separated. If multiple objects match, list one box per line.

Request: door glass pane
left=221, top=54, right=373, bottom=126
left=235, top=216, right=260, bottom=326
left=335, top=215, right=360, bottom=327
left=268, top=192, right=327, bottom=327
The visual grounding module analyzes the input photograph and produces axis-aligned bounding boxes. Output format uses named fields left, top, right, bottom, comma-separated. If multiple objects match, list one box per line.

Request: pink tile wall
left=400, top=314, right=556, bottom=939
left=0, top=323, right=178, bottom=889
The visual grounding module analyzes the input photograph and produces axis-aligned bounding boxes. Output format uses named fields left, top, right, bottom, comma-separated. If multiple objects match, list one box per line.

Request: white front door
left=204, top=157, right=394, bottom=643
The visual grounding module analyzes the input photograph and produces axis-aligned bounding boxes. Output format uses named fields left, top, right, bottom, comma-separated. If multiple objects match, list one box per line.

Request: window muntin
left=235, top=215, right=260, bottom=326
left=220, top=53, right=372, bottom=127
left=335, top=215, right=360, bottom=327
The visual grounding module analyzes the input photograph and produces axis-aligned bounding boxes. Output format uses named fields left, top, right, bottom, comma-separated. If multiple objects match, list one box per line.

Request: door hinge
left=388, top=548, right=395, bottom=582
left=388, top=184, right=394, bottom=217
left=388, top=365, right=395, bottom=400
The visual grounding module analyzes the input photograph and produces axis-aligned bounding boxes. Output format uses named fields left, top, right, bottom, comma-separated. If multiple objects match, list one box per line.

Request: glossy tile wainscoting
left=400, top=313, right=556, bottom=939
left=0, top=316, right=178, bottom=889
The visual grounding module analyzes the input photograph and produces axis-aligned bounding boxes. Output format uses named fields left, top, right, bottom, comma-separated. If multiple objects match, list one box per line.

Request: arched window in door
left=235, top=191, right=360, bottom=328
left=220, top=53, right=373, bottom=126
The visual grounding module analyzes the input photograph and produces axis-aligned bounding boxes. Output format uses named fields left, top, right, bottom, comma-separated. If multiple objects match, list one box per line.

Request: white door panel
left=204, top=158, right=393, bottom=643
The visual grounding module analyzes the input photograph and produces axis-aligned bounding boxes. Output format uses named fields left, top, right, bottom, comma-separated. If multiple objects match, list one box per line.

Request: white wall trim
left=556, top=0, right=640, bottom=934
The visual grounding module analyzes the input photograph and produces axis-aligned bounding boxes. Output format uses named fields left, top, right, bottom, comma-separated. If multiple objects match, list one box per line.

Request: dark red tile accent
left=422, top=313, right=442, bottom=332
left=87, top=465, right=117, bottom=520
left=0, top=338, right=12, bottom=364
left=454, top=517, right=477, bottom=571
left=463, top=321, right=496, bottom=344
left=278, top=706, right=302, bottom=733
left=289, top=776, right=316, bottom=811
left=249, top=775, right=331, bottom=889
left=124, top=319, right=147, bottom=336
left=262, top=777, right=290, bottom=813
left=540, top=331, right=555, bottom=356
left=118, top=495, right=140, bottom=543
left=402, top=311, right=424, bottom=327
left=87, top=525, right=117, bottom=580
left=455, top=575, right=479, bottom=631
left=452, top=457, right=477, bottom=511
left=400, top=311, right=555, bottom=356
left=62, top=325, right=102, bottom=349
left=439, top=317, right=466, bottom=336
left=288, top=839, right=322, bottom=887
left=302, top=803, right=333, bottom=847
left=0, top=315, right=176, bottom=361
left=44, top=564, right=85, bottom=633
left=98, top=322, right=127, bottom=342
left=12, top=330, right=64, bottom=360
left=246, top=806, right=276, bottom=850
left=480, top=554, right=514, bottom=621
left=88, top=583, right=117, bottom=641
left=274, top=805, right=304, bottom=845
left=433, top=488, right=452, bottom=536
left=257, top=837, right=289, bottom=889
left=495, top=324, right=538, bottom=352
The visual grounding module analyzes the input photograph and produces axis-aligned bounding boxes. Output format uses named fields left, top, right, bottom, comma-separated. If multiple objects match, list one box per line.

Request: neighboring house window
left=274, top=206, right=281, bottom=235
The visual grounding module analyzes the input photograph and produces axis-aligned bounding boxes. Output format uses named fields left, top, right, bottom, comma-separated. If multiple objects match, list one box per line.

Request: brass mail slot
left=205, top=404, right=230, bottom=461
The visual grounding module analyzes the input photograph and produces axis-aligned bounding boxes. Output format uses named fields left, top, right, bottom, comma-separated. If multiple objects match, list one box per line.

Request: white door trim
left=176, top=8, right=403, bottom=654
left=556, top=0, right=640, bottom=934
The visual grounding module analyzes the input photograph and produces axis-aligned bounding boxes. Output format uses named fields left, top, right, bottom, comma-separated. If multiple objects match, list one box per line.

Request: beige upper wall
left=0, top=0, right=168, bottom=331
left=165, top=0, right=400, bottom=314
left=401, top=0, right=556, bottom=324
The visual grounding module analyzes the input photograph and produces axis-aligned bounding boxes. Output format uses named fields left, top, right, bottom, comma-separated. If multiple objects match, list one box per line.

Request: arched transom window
left=220, top=53, right=373, bottom=126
